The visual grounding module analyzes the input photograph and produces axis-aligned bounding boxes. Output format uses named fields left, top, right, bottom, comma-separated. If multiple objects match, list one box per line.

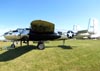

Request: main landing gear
left=10, top=41, right=45, bottom=50
left=37, top=41, right=45, bottom=50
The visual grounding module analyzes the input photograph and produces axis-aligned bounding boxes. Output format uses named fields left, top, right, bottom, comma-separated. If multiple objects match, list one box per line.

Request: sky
left=0, top=0, right=100, bottom=35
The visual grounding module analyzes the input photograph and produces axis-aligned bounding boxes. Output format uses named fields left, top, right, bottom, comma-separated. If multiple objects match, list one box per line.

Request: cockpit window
left=9, top=32, right=12, bottom=35
left=4, top=32, right=8, bottom=35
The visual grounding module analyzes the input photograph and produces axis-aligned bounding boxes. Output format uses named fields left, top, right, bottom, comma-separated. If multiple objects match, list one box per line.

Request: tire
left=37, top=43, right=45, bottom=50
left=11, top=44, right=15, bottom=48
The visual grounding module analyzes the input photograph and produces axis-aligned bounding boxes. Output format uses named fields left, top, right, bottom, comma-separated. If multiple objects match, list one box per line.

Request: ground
left=0, top=40, right=100, bottom=71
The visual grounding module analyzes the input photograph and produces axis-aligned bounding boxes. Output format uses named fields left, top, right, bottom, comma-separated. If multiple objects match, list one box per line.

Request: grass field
left=0, top=40, right=100, bottom=71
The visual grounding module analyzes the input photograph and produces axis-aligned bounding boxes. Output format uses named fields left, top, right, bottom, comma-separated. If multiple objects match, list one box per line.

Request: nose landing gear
left=11, top=43, right=15, bottom=48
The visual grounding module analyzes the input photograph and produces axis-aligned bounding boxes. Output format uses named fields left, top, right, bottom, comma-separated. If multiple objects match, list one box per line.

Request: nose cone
left=4, top=32, right=13, bottom=40
left=4, top=31, right=21, bottom=40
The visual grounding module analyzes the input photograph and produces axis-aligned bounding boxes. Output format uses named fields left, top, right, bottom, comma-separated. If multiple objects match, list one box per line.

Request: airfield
left=0, top=40, right=100, bottom=71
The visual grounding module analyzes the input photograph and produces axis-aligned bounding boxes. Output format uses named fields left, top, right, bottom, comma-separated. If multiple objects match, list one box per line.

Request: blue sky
left=0, top=0, right=100, bottom=34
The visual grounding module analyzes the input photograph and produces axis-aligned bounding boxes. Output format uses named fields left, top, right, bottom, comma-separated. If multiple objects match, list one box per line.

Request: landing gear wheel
left=37, top=41, right=45, bottom=50
left=11, top=44, right=15, bottom=48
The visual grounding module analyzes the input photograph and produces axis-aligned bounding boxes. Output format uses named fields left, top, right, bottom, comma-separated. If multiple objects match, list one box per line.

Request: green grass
left=0, top=40, right=100, bottom=71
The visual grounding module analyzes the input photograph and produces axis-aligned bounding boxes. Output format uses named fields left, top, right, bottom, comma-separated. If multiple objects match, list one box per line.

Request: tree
left=30, top=20, right=55, bottom=34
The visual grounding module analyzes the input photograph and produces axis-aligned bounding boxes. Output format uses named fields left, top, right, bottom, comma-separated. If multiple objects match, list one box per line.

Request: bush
left=30, top=20, right=55, bottom=34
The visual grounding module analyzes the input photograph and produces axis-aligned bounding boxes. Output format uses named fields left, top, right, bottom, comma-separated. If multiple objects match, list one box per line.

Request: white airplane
left=74, top=30, right=90, bottom=39
left=74, top=29, right=100, bottom=39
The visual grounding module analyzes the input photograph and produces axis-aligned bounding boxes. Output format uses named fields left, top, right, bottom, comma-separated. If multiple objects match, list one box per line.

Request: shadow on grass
left=0, top=45, right=36, bottom=62
left=0, top=45, right=75, bottom=62
left=46, top=45, right=73, bottom=49
left=58, top=45, right=72, bottom=49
